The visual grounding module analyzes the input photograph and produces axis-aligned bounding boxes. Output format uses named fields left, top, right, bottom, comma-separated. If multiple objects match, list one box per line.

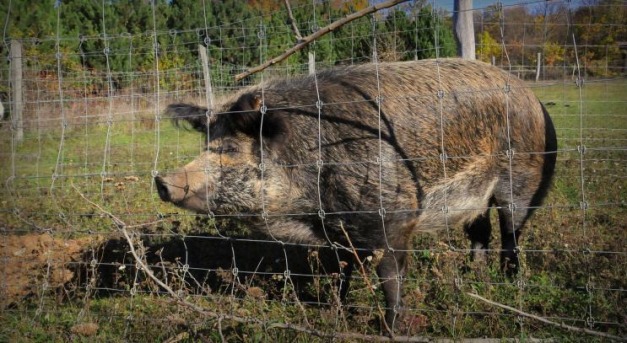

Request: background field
left=1, top=0, right=625, bottom=341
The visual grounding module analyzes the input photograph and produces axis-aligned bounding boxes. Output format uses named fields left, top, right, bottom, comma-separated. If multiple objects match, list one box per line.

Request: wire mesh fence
left=0, top=0, right=625, bottom=341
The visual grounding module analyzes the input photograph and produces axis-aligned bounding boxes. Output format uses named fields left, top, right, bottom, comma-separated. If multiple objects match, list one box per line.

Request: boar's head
left=154, top=93, right=293, bottom=216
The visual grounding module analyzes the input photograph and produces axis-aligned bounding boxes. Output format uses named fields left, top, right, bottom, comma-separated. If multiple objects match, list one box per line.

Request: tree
left=573, top=0, right=627, bottom=75
left=371, top=5, right=456, bottom=62
left=476, top=31, right=502, bottom=63
left=543, top=41, right=565, bottom=67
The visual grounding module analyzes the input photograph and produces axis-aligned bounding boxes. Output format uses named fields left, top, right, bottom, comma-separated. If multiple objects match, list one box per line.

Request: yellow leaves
left=543, top=42, right=565, bottom=66
left=476, top=31, right=503, bottom=63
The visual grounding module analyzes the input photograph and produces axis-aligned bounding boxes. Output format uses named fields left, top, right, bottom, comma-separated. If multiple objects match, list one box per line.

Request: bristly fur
left=154, top=58, right=558, bottom=331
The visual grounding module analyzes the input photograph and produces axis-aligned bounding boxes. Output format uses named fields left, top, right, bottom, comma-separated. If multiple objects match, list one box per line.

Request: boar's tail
left=165, top=103, right=209, bottom=133
left=529, top=103, right=558, bottom=210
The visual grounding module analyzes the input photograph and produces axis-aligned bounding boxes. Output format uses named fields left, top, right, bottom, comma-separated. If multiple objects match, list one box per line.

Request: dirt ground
left=1, top=233, right=101, bottom=308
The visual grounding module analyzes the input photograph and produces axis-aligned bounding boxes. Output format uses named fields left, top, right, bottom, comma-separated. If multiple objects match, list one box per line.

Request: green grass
left=531, top=79, right=627, bottom=207
left=1, top=78, right=625, bottom=341
left=1, top=115, right=206, bottom=232
left=531, top=78, right=626, bottom=148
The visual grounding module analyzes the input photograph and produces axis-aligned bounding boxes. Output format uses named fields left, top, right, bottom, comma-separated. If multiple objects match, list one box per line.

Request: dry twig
left=467, top=292, right=625, bottom=341
left=234, top=0, right=409, bottom=81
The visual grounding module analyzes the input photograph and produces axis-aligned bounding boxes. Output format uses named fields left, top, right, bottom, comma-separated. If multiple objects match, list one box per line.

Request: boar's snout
left=154, top=176, right=171, bottom=202
left=154, top=163, right=218, bottom=213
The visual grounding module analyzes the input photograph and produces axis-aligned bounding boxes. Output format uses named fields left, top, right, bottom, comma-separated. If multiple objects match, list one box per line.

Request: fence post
left=198, top=45, right=213, bottom=111
left=535, top=52, right=542, bottom=82
left=10, top=39, right=23, bottom=143
left=308, top=52, right=315, bottom=75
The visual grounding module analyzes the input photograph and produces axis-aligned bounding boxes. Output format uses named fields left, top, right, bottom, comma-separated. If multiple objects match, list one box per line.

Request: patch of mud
left=0, top=233, right=101, bottom=308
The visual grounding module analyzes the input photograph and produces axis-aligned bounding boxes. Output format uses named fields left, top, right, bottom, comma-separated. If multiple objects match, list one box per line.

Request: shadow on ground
left=89, top=232, right=353, bottom=302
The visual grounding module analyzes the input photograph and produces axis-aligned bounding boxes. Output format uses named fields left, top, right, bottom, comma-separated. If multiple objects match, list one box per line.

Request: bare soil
left=1, top=233, right=101, bottom=308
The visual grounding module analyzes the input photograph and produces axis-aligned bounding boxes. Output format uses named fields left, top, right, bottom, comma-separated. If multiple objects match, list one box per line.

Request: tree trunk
left=453, top=0, right=475, bottom=60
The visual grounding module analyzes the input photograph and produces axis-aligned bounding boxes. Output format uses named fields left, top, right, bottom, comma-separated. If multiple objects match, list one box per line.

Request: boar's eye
left=207, top=141, right=240, bottom=154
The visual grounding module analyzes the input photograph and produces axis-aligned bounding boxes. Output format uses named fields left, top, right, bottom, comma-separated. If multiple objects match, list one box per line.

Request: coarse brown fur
left=155, top=58, right=557, bottom=331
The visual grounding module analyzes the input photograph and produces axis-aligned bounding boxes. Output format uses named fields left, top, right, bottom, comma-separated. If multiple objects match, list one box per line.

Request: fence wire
left=1, top=0, right=625, bottom=341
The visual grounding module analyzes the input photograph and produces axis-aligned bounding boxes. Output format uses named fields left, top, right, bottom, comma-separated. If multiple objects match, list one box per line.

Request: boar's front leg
left=376, top=249, right=407, bottom=332
left=464, top=209, right=492, bottom=263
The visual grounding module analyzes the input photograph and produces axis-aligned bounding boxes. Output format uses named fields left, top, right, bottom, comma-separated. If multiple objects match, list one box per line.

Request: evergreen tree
left=0, top=0, right=465, bottom=94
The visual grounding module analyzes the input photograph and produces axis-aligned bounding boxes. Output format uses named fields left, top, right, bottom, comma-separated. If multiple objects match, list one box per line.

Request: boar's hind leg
left=376, top=250, right=407, bottom=331
left=497, top=207, right=523, bottom=276
left=464, top=209, right=492, bottom=263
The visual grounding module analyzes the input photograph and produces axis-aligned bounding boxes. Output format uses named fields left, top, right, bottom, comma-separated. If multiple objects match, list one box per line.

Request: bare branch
left=284, top=0, right=302, bottom=41
left=235, top=0, right=409, bottom=81
left=467, top=292, right=625, bottom=341
left=72, top=184, right=176, bottom=294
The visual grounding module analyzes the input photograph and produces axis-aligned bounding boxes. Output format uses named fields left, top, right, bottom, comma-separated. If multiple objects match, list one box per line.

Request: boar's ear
left=165, top=103, right=209, bottom=133
left=230, top=93, right=289, bottom=143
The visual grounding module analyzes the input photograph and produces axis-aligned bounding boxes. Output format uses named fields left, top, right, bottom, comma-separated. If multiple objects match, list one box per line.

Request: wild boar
left=154, top=58, right=557, bottom=330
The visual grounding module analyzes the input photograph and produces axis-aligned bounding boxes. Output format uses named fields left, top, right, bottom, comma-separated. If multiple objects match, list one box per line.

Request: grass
left=1, top=78, right=625, bottom=341
left=1, top=111, right=206, bottom=233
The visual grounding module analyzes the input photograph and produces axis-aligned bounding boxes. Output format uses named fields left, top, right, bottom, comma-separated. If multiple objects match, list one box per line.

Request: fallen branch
left=466, top=292, right=625, bottom=341
left=235, top=0, right=409, bottom=81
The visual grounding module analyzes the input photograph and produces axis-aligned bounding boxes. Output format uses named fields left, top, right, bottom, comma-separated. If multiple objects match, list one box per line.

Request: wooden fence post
left=10, top=40, right=23, bottom=142
left=308, top=52, right=315, bottom=75
left=535, top=52, right=542, bottom=82
left=198, top=45, right=213, bottom=111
